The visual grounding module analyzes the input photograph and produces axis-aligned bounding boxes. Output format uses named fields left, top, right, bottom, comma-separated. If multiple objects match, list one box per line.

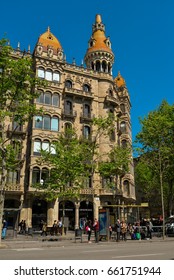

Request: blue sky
left=1, top=0, right=174, bottom=143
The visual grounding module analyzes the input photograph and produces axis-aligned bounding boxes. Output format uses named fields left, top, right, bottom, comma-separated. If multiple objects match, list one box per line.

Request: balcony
left=5, top=184, right=23, bottom=192
left=80, top=188, right=98, bottom=195
left=7, top=124, right=26, bottom=138
left=61, top=109, right=77, bottom=121
left=80, top=112, right=93, bottom=123
left=99, top=187, right=123, bottom=196
left=64, top=87, right=94, bottom=99
left=105, top=95, right=119, bottom=106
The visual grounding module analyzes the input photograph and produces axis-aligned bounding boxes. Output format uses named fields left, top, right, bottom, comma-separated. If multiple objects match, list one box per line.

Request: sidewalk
left=1, top=232, right=174, bottom=249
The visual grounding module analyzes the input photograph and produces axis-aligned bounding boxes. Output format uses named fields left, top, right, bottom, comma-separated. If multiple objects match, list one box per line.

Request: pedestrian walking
left=41, top=222, right=47, bottom=236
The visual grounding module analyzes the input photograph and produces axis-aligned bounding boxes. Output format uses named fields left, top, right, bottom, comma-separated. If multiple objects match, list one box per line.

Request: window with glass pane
left=36, top=91, right=44, bottom=103
left=35, top=116, right=43, bottom=129
left=32, top=167, right=40, bottom=184
left=34, top=139, right=41, bottom=155
left=84, top=104, right=90, bottom=118
left=38, top=68, right=44, bottom=78
left=44, top=92, right=52, bottom=105
left=84, top=126, right=90, bottom=139
left=43, top=116, right=51, bottom=130
left=50, top=144, right=56, bottom=154
left=41, top=168, right=49, bottom=182
left=120, top=121, right=126, bottom=133
left=65, top=80, right=72, bottom=88
left=7, top=171, right=19, bottom=184
left=65, top=100, right=72, bottom=114
left=83, top=84, right=90, bottom=92
left=53, top=72, right=60, bottom=82
left=42, top=141, right=49, bottom=152
left=123, top=180, right=129, bottom=195
left=51, top=117, right=59, bottom=131
left=52, top=94, right=59, bottom=107
left=45, top=70, right=52, bottom=81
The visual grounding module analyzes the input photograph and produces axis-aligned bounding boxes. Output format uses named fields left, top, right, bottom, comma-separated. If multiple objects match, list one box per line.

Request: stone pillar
left=75, top=202, right=80, bottom=229
left=93, top=196, right=100, bottom=220
left=47, top=200, right=55, bottom=227
left=26, top=197, right=32, bottom=228
left=120, top=201, right=125, bottom=221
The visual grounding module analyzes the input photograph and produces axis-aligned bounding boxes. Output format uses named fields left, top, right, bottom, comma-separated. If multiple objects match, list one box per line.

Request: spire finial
left=96, top=14, right=102, bottom=23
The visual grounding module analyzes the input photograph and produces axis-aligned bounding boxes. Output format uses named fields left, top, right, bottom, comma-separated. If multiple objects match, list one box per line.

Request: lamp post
left=86, top=200, right=89, bottom=220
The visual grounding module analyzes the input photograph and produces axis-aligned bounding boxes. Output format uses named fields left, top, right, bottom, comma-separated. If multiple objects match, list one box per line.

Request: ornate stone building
left=3, top=14, right=135, bottom=230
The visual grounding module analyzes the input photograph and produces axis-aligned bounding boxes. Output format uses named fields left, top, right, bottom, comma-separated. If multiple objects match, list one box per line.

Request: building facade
left=3, top=15, right=135, bottom=230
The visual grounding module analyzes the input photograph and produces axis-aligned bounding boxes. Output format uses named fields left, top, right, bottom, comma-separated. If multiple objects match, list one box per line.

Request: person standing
left=93, top=218, right=99, bottom=243
left=86, top=220, right=92, bottom=243
left=2, top=219, right=8, bottom=239
left=121, top=220, right=127, bottom=241
left=147, top=220, right=153, bottom=239
left=115, top=219, right=121, bottom=242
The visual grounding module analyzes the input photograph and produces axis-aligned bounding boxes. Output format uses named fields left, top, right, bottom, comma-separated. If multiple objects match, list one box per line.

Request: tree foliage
left=135, top=100, right=174, bottom=216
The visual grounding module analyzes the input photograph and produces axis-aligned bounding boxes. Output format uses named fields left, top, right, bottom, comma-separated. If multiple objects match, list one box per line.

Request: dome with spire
left=84, top=14, right=114, bottom=74
left=114, top=71, right=126, bottom=88
left=37, top=27, right=62, bottom=50
left=87, top=15, right=113, bottom=55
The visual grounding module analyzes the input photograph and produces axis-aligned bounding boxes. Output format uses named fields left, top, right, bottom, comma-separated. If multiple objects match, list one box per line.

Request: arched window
left=32, top=167, right=40, bottom=184
left=120, top=121, right=126, bottom=133
left=53, top=71, right=60, bottom=82
left=37, top=68, right=44, bottom=79
left=96, top=61, right=100, bottom=72
left=84, top=104, right=90, bottom=118
left=33, top=139, right=41, bottom=155
left=123, top=180, right=130, bottom=195
left=51, top=116, right=59, bottom=131
left=84, top=125, right=91, bottom=139
left=121, top=139, right=127, bottom=148
left=65, top=80, right=72, bottom=88
left=83, top=84, right=90, bottom=92
left=42, top=140, right=50, bottom=152
left=120, top=104, right=126, bottom=113
left=41, top=168, right=49, bottom=183
left=52, top=93, right=59, bottom=107
left=43, top=115, right=51, bottom=130
left=50, top=143, right=56, bottom=155
left=102, top=61, right=107, bottom=72
left=44, top=92, right=52, bottom=105
left=45, top=69, right=52, bottom=81
left=36, top=91, right=44, bottom=103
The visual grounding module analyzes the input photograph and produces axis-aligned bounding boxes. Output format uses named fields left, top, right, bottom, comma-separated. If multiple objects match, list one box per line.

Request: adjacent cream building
left=3, top=15, right=135, bottom=230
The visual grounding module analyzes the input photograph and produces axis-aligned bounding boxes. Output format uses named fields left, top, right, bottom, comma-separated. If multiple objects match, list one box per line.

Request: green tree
left=135, top=100, right=174, bottom=238
left=35, top=113, right=132, bottom=234
left=0, top=38, right=45, bottom=243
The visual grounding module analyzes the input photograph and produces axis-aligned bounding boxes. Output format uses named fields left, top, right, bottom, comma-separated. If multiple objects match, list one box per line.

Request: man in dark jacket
left=115, top=219, right=121, bottom=242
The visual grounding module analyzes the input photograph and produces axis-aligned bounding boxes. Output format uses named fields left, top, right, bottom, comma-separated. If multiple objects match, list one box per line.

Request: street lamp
left=86, top=200, right=89, bottom=219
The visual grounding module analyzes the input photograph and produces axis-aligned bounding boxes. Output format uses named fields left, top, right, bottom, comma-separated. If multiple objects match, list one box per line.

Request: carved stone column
left=75, top=201, right=80, bottom=229
left=47, top=200, right=56, bottom=227
left=93, top=196, right=100, bottom=220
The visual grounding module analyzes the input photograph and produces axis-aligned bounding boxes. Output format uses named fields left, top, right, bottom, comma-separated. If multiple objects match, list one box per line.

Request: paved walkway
left=1, top=231, right=174, bottom=249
